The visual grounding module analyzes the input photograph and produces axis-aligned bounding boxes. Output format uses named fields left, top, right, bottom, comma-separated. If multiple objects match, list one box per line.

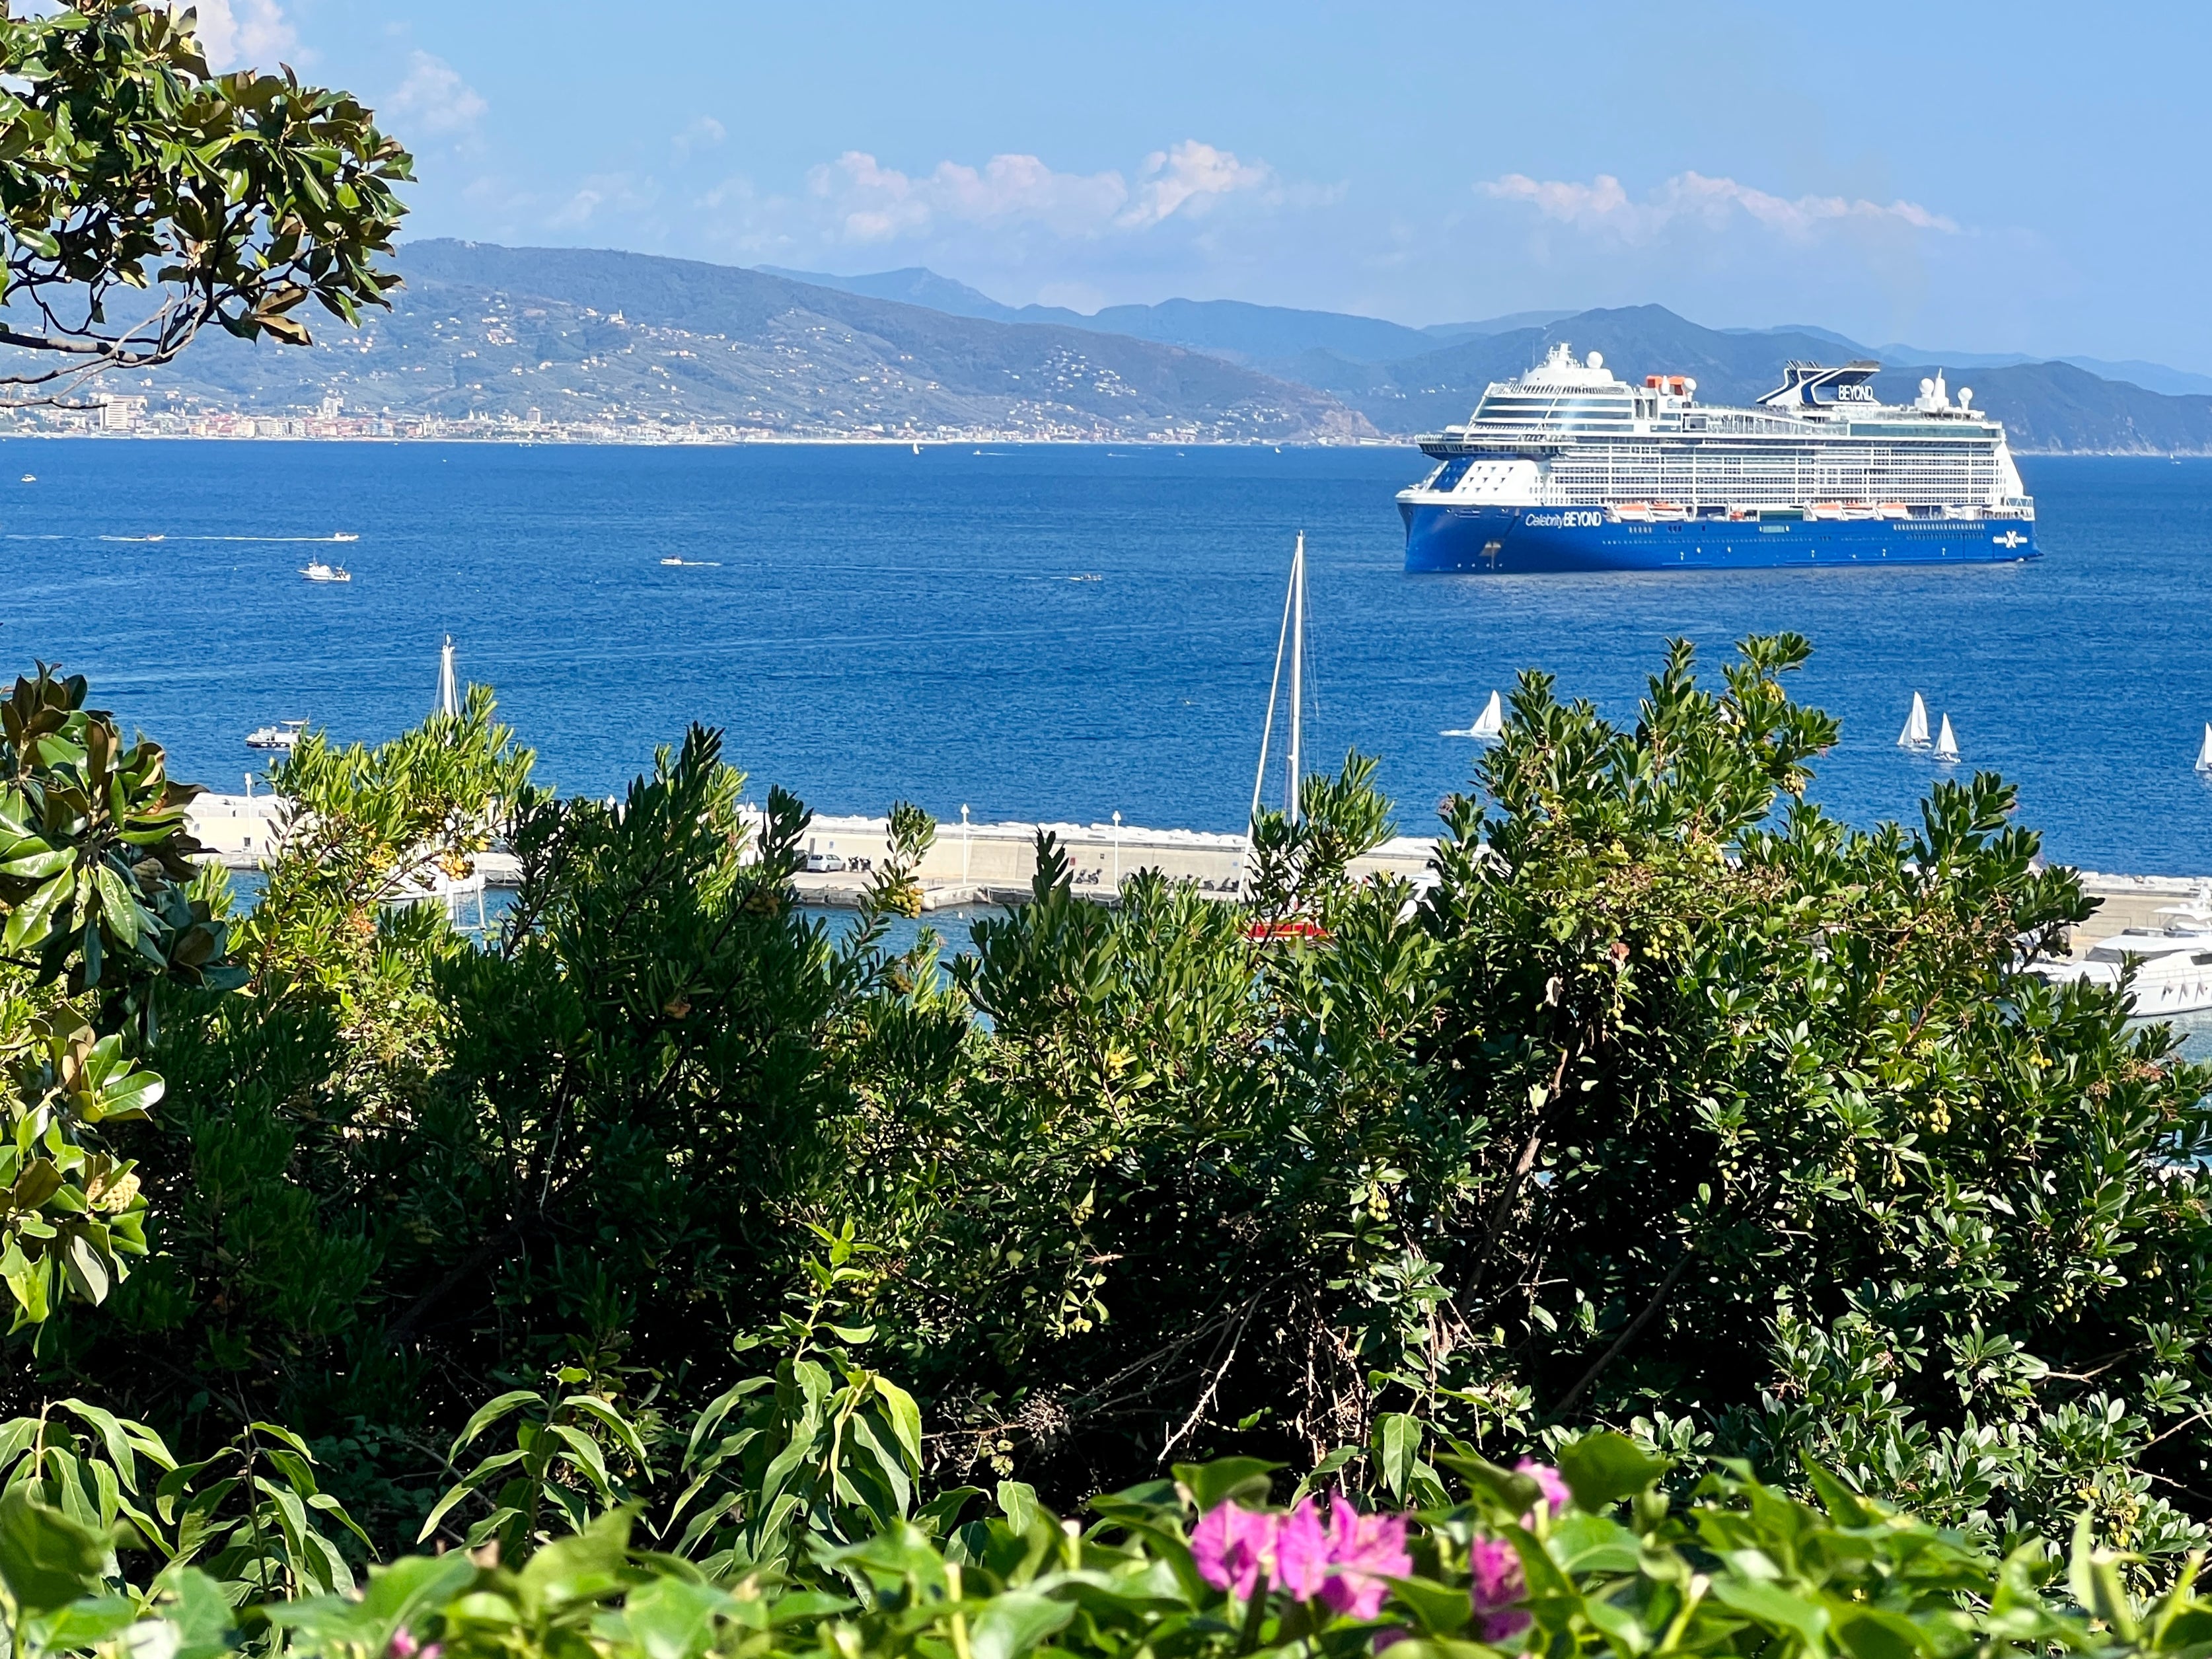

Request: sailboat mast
left=1248, top=542, right=1298, bottom=832
left=1286, top=533, right=1304, bottom=825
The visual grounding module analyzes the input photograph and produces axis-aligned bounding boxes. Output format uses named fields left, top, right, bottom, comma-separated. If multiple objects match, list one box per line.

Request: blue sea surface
left=3, top=439, right=2210, bottom=874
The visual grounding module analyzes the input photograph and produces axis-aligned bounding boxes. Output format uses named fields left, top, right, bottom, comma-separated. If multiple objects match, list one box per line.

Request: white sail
left=2197, top=723, right=2212, bottom=774
left=1444, top=689, right=1506, bottom=740
left=436, top=636, right=461, bottom=718
left=1934, top=713, right=1959, bottom=761
left=1248, top=533, right=1309, bottom=831
left=1897, top=691, right=1929, bottom=749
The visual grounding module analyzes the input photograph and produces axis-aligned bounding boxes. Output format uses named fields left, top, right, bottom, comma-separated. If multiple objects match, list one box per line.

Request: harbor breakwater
left=186, top=794, right=2188, bottom=957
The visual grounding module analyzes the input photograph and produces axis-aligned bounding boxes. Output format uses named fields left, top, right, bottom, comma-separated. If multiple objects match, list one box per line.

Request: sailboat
left=1933, top=714, right=1960, bottom=762
left=1242, top=533, right=1328, bottom=940
left=2197, top=723, right=2212, bottom=774
left=1897, top=692, right=1931, bottom=750
left=435, top=635, right=461, bottom=718
left=1444, top=690, right=1504, bottom=740
left=1249, top=531, right=1309, bottom=831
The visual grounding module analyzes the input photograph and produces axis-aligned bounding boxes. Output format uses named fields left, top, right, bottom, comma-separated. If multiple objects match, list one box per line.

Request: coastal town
left=9, top=392, right=1253, bottom=446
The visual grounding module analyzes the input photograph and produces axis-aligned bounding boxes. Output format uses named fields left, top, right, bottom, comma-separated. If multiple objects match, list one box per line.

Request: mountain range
left=113, top=239, right=2212, bottom=453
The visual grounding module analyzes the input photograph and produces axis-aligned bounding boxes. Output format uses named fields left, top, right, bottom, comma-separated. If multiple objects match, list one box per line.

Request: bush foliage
left=3, top=636, right=2211, bottom=1650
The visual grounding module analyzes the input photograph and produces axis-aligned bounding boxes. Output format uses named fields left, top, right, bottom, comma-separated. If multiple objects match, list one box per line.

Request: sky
left=201, top=1, right=2212, bottom=368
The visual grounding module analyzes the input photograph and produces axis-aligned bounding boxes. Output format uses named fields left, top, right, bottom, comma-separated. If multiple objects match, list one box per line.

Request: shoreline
left=0, top=430, right=2205, bottom=457
left=182, top=795, right=2203, bottom=947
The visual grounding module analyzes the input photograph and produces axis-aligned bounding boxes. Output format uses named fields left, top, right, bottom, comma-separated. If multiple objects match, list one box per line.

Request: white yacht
left=245, top=719, right=307, bottom=751
left=301, top=561, right=351, bottom=583
left=2040, top=886, right=2212, bottom=1015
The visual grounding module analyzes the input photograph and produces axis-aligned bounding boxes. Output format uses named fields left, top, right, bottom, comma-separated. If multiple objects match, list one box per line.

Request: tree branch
left=1550, top=1238, right=1703, bottom=1417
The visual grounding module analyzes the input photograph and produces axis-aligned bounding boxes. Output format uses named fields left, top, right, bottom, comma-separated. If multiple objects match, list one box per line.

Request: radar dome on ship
left=1587, top=351, right=1603, bottom=369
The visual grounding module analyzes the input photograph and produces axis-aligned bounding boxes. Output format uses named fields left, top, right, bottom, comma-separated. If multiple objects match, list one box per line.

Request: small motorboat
left=246, top=719, right=307, bottom=751
left=18, top=474, right=32, bottom=483
left=333, top=532, right=359, bottom=542
left=300, top=561, right=351, bottom=582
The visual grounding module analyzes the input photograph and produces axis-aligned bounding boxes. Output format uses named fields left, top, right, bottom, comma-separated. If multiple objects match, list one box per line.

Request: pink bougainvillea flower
left=388, top=1633, right=419, bottom=1659
left=1272, top=1497, right=1333, bottom=1602
left=1516, top=1459, right=1571, bottom=1522
left=1315, top=1500, right=1413, bottom=1619
left=1469, top=1535, right=1531, bottom=1642
left=1192, top=1500, right=1282, bottom=1601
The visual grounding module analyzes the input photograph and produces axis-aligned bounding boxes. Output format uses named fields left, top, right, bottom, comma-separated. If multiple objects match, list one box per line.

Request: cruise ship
left=1398, top=343, right=2037, bottom=573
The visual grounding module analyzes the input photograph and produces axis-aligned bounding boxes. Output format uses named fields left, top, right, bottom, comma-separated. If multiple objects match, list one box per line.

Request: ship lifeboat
left=1808, top=501, right=1848, bottom=521
left=1841, top=502, right=1880, bottom=521
left=1613, top=502, right=1656, bottom=523
left=1649, top=500, right=1690, bottom=522
left=1876, top=501, right=1911, bottom=519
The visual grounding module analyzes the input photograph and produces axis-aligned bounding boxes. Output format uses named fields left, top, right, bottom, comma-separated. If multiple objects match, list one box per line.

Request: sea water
left=3, top=439, right=2210, bottom=875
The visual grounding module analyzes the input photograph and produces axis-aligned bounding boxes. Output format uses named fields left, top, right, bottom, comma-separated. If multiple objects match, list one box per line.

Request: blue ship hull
left=1401, top=503, right=2039, bottom=573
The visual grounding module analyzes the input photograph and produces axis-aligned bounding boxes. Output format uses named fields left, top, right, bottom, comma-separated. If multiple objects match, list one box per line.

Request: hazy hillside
left=764, top=264, right=1448, bottom=363
left=1872, top=360, right=2212, bottom=453
left=756, top=264, right=2212, bottom=401
left=102, top=242, right=2212, bottom=451
left=1257, top=305, right=2212, bottom=451
left=124, top=240, right=1372, bottom=442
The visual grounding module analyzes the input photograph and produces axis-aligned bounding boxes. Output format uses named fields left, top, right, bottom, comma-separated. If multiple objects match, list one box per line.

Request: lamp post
left=961, top=803, right=971, bottom=881
left=1111, top=809, right=1121, bottom=889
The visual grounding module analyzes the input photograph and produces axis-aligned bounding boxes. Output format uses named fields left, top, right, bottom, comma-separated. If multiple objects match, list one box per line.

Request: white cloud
left=1120, top=141, right=1274, bottom=228
left=548, top=173, right=659, bottom=231
left=1479, top=170, right=1958, bottom=242
left=173, top=0, right=295, bottom=70
left=387, top=50, right=486, bottom=137
left=673, top=117, right=726, bottom=161
left=807, top=141, right=1273, bottom=244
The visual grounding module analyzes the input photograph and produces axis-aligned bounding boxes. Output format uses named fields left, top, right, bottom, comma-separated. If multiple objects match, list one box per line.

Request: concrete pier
left=786, top=811, right=1435, bottom=908
left=182, top=794, right=2197, bottom=955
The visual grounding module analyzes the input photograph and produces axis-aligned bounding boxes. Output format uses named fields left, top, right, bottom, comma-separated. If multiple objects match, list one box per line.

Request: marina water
left=4, top=439, right=2211, bottom=875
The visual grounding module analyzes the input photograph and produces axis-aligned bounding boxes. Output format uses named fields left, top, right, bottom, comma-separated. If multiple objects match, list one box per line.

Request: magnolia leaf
left=0, top=1490, right=108, bottom=1614
left=1556, top=1432, right=1670, bottom=1512
left=968, top=1591, right=1074, bottom=1659
left=1173, top=1457, right=1278, bottom=1513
